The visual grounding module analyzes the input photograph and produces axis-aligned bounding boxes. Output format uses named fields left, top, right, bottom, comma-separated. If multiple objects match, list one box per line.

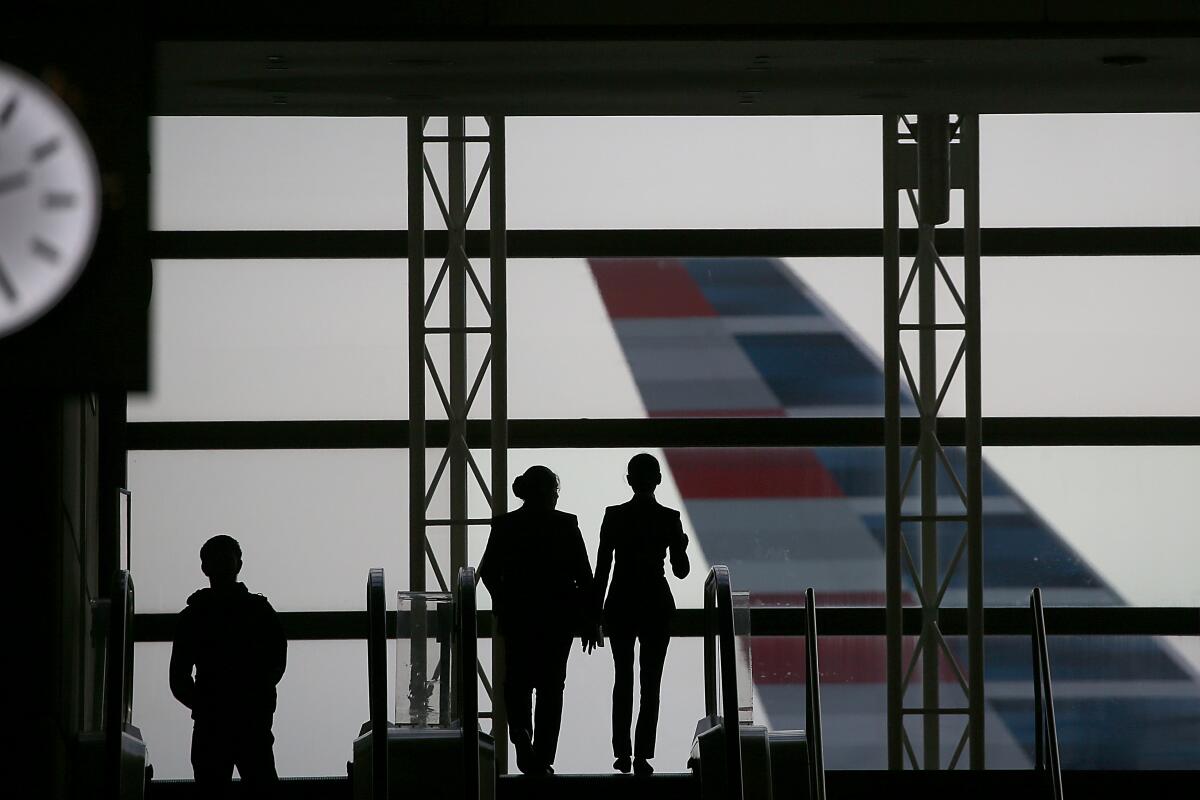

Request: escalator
left=350, top=564, right=821, bottom=800
left=351, top=566, right=495, bottom=800
left=690, top=567, right=826, bottom=800
left=489, top=564, right=827, bottom=800
left=497, top=772, right=696, bottom=800
left=79, top=569, right=151, bottom=799
left=482, top=565, right=826, bottom=800
left=1030, top=587, right=1064, bottom=800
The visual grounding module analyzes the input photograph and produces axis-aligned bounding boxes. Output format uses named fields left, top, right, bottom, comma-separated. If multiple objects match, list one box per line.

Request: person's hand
left=582, top=625, right=603, bottom=654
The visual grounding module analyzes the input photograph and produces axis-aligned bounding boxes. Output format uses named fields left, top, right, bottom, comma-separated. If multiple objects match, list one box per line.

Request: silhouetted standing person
left=595, top=453, right=690, bottom=775
left=170, top=535, right=287, bottom=798
left=478, top=466, right=596, bottom=775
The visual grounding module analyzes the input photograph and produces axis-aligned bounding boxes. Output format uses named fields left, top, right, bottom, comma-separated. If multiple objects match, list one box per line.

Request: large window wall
left=153, top=114, right=1199, bottom=231
left=131, top=114, right=1200, bottom=777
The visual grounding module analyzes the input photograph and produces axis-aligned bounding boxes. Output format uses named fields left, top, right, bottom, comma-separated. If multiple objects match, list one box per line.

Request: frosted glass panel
left=153, top=117, right=410, bottom=231
left=982, top=114, right=1200, bottom=228
left=126, top=449, right=408, bottom=613
left=133, top=641, right=378, bottom=779
left=153, top=115, right=1198, bottom=231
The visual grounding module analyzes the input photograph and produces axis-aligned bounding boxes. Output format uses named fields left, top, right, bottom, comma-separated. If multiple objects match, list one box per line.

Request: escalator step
left=499, top=773, right=698, bottom=800
left=148, top=777, right=350, bottom=799
left=149, top=773, right=696, bottom=800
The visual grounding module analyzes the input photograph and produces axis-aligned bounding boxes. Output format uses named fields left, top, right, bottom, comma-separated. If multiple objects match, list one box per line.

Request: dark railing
left=150, top=227, right=1200, bottom=262
left=455, top=567, right=480, bottom=800
left=119, top=488, right=132, bottom=572
left=366, top=568, right=388, bottom=800
left=1031, top=587, right=1064, bottom=800
left=106, top=570, right=136, bottom=800
left=804, top=587, right=827, bottom=800
left=129, top=415, right=1200, bottom=451
left=704, top=566, right=744, bottom=800
left=134, top=604, right=1200, bottom=642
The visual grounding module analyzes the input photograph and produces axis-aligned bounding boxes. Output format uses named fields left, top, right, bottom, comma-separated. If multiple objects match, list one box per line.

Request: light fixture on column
left=917, top=113, right=951, bottom=225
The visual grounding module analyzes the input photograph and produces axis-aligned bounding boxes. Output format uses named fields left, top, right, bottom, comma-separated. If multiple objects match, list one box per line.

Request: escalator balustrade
left=78, top=569, right=151, bottom=800
left=351, top=567, right=495, bottom=800
left=689, top=567, right=826, bottom=800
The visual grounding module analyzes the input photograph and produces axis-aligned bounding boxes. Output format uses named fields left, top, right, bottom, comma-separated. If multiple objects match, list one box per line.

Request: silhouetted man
left=595, top=453, right=690, bottom=775
left=478, top=466, right=596, bottom=775
left=170, top=535, right=287, bottom=797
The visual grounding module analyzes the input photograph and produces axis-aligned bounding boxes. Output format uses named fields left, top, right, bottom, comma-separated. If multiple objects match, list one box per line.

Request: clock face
left=0, top=62, right=100, bottom=337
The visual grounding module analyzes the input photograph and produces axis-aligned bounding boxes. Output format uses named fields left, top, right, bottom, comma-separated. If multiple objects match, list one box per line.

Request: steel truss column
left=408, top=115, right=508, bottom=766
left=489, top=117, right=510, bottom=773
left=448, top=117, right=468, bottom=586
left=963, top=114, right=984, bottom=771
left=884, top=113, right=984, bottom=771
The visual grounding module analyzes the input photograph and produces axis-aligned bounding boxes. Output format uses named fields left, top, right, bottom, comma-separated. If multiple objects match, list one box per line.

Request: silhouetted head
left=200, top=534, right=243, bottom=589
left=513, top=465, right=560, bottom=510
left=627, top=453, right=662, bottom=495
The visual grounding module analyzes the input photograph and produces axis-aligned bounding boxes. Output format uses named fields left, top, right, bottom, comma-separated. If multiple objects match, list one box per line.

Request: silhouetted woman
left=595, top=453, right=690, bottom=775
left=478, top=465, right=596, bottom=775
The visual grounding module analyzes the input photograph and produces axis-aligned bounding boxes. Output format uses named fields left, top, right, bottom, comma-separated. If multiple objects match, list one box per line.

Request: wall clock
left=0, top=61, right=101, bottom=337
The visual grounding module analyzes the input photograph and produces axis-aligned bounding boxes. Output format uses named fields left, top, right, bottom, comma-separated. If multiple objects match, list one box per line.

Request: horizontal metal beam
left=148, top=12, right=1200, bottom=42
left=127, top=417, right=1200, bottom=450
left=147, top=770, right=1198, bottom=794
left=132, top=606, right=1200, bottom=642
left=149, top=227, right=1200, bottom=260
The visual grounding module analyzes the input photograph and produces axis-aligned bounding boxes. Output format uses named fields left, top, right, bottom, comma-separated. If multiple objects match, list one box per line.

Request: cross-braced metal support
left=884, top=114, right=984, bottom=770
left=408, top=115, right=508, bottom=766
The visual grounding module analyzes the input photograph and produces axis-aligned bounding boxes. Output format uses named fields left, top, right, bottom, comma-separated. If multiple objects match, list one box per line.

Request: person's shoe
left=613, top=756, right=632, bottom=774
left=515, top=743, right=539, bottom=775
left=633, top=758, right=654, bottom=776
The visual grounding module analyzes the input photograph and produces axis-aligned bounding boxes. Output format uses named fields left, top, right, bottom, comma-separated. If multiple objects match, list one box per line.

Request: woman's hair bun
left=513, top=465, right=558, bottom=501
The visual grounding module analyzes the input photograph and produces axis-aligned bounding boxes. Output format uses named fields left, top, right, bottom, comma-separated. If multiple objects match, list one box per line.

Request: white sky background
left=130, top=115, right=1199, bottom=777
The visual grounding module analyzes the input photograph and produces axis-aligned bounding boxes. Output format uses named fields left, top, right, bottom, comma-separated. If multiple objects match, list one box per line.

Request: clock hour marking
left=43, top=191, right=77, bottom=209
left=32, top=136, right=61, bottom=163
left=32, top=237, right=61, bottom=264
left=0, top=95, right=16, bottom=127
left=0, top=171, right=30, bottom=194
left=0, top=257, right=16, bottom=302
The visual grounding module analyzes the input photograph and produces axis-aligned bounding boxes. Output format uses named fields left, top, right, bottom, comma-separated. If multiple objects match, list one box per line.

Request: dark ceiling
left=157, top=37, right=1200, bottom=116
left=151, top=2, right=1200, bottom=116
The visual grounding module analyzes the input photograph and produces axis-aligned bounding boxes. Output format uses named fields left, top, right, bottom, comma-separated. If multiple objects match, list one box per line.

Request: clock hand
left=0, top=170, right=31, bottom=194
left=0, top=256, right=16, bottom=302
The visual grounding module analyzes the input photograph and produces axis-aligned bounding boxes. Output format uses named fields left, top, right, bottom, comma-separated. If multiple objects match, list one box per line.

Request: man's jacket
left=170, top=583, right=287, bottom=723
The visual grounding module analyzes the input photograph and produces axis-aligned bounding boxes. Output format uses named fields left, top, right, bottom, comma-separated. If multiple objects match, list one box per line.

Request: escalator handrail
left=456, top=567, right=480, bottom=800
left=367, top=568, right=388, bottom=800
left=804, top=588, right=827, bottom=800
left=703, top=565, right=744, bottom=800
left=1031, top=587, right=1064, bottom=800
left=105, top=570, right=135, bottom=800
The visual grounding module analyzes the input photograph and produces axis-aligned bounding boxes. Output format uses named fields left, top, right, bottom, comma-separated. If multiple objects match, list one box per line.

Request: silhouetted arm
left=567, top=515, right=594, bottom=601
left=477, top=522, right=505, bottom=617
left=169, top=612, right=197, bottom=710
left=566, top=515, right=599, bottom=652
left=668, top=511, right=691, bottom=580
left=264, top=600, right=287, bottom=687
left=594, top=509, right=616, bottom=615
